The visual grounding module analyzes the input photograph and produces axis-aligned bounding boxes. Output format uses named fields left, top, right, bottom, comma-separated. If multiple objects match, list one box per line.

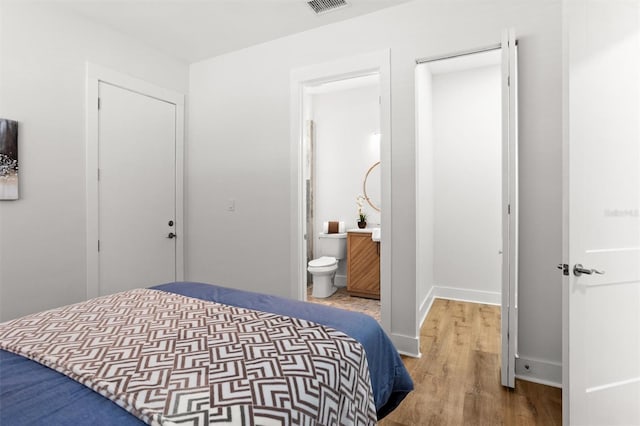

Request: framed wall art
left=0, top=118, right=19, bottom=200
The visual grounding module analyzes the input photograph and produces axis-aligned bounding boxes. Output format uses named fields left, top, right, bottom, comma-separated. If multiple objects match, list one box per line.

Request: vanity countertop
left=347, top=228, right=375, bottom=233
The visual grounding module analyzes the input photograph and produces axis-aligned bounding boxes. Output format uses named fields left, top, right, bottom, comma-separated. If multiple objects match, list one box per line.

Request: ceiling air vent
left=307, top=0, right=349, bottom=15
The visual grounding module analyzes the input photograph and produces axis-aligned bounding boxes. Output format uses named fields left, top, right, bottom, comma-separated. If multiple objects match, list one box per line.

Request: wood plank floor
left=380, top=299, right=562, bottom=425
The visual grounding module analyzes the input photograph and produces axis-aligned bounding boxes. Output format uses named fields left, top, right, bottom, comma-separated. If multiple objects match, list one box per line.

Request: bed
left=0, top=282, right=413, bottom=425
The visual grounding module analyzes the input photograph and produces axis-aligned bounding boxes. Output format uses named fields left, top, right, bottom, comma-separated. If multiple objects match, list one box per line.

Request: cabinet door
left=347, top=233, right=380, bottom=299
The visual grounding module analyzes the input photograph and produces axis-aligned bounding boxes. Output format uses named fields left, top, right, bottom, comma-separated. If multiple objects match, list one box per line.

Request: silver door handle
left=167, top=232, right=176, bottom=239
left=573, top=263, right=605, bottom=276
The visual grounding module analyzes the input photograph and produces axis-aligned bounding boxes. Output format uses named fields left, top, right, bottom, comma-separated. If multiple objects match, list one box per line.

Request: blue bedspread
left=0, top=282, right=413, bottom=425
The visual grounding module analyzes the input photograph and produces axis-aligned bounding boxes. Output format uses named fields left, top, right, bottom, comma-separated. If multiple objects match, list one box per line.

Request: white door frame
left=414, top=31, right=519, bottom=387
left=85, top=63, right=185, bottom=299
left=290, top=50, right=392, bottom=332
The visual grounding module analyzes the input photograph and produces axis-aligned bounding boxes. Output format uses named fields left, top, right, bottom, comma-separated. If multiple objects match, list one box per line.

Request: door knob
left=573, top=263, right=605, bottom=276
left=167, top=232, right=176, bottom=239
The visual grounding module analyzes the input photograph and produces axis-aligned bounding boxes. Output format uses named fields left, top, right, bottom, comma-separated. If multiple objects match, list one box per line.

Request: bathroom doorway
left=290, top=50, right=391, bottom=331
left=303, top=73, right=381, bottom=319
left=415, top=33, right=518, bottom=387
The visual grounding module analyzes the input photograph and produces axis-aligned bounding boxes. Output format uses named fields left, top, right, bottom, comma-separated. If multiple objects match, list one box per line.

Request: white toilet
left=308, top=232, right=347, bottom=298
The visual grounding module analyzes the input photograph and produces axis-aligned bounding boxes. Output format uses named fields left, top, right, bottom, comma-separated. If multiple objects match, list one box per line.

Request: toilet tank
left=318, top=233, right=347, bottom=259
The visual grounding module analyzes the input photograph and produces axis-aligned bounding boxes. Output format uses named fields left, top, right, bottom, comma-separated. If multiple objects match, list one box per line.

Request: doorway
left=85, top=64, right=185, bottom=298
left=302, top=73, right=381, bottom=319
left=415, top=34, right=518, bottom=387
left=290, top=50, right=392, bottom=331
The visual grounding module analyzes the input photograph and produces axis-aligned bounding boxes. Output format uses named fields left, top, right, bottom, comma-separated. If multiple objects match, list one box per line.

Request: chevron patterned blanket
left=0, top=289, right=377, bottom=425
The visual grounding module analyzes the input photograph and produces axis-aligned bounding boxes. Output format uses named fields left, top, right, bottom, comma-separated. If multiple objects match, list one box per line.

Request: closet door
left=500, top=28, right=518, bottom=389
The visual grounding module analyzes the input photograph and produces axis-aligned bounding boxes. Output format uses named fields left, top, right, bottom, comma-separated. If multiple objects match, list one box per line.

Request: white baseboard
left=515, top=356, right=562, bottom=388
left=432, top=285, right=501, bottom=306
left=334, top=275, right=346, bottom=287
left=419, top=286, right=436, bottom=328
left=390, top=333, right=421, bottom=358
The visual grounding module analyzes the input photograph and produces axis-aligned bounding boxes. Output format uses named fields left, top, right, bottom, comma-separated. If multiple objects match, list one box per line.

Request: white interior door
left=564, top=1, right=640, bottom=424
left=98, top=82, right=177, bottom=295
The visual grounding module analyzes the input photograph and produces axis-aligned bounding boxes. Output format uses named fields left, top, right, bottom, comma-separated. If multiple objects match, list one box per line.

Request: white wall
left=187, top=0, right=563, bottom=376
left=311, top=84, right=380, bottom=284
left=312, top=84, right=380, bottom=279
left=433, top=65, right=502, bottom=299
left=0, top=2, right=188, bottom=321
left=416, top=64, right=435, bottom=322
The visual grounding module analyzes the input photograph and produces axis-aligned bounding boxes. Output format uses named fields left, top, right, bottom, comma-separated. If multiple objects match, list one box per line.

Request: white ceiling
left=52, top=0, right=411, bottom=63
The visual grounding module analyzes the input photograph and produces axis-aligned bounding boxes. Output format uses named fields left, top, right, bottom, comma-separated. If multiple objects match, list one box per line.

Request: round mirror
left=363, top=161, right=381, bottom=212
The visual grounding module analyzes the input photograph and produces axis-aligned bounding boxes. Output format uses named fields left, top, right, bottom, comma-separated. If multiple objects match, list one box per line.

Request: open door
left=500, top=28, right=518, bottom=389
left=564, top=1, right=640, bottom=424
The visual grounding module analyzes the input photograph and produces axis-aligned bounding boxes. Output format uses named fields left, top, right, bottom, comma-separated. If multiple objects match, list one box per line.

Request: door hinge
left=557, top=263, right=569, bottom=276
left=507, top=76, right=511, bottom=87
left=508, top=204, right=511, bottom=214
left=97, top=168, right=100, bottom=181
left=98, top=97, right=101, bottom=110
left=98, top=240, right=100, bottom=252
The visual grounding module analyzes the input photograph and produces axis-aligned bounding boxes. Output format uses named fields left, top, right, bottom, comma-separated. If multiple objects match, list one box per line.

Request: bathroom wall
left=432, top=64, right=502, bottom=302
left=310, top=82, right=380, bottom=285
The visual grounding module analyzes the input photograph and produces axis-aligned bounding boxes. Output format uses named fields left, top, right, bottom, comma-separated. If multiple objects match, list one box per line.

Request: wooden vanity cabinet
left=347, top=232, right=380, bottom=299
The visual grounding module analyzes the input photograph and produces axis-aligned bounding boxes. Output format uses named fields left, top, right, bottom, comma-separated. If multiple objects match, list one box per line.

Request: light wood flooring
left=380, top=299, right=562, bottom=425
